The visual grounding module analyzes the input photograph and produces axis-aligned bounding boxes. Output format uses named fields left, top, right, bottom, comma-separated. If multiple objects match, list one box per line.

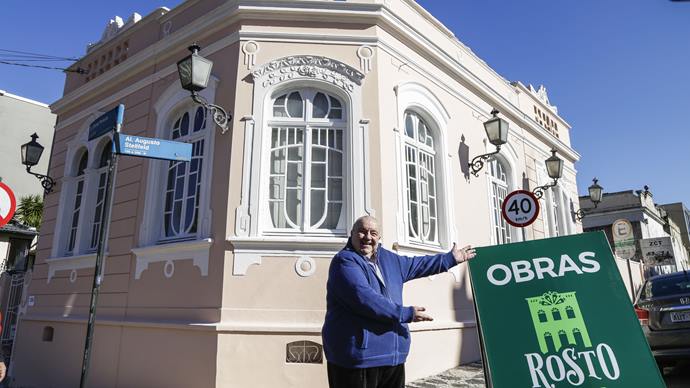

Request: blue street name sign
left=114, top=133, right=192, bottom=162
left=89, top=104, right=125, bottom=141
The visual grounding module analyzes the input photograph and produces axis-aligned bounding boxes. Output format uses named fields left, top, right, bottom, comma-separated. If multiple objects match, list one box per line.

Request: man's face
left=351, top=218, right=380, bottom=258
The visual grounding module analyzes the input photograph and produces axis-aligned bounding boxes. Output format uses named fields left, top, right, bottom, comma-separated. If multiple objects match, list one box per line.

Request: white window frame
left=393, top=82, right=454, bottom=251
left=487, top=157, right=513, bottom=245
left=52, top=128, right=115, bottom=258
left=230, top=55, right=368, bottom=276
left=263, top=88, right=348, bottom=234
left=129, top=79, right=218, bottom=281
left=139, top=79, right=218, bottom=247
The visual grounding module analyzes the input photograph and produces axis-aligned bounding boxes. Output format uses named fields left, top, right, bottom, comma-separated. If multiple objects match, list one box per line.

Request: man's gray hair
left=351, top=215, right=379, bottom=234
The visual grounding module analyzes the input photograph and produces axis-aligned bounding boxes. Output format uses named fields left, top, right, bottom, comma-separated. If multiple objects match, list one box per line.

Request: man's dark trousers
left=327, top=362, right=405, bottom=388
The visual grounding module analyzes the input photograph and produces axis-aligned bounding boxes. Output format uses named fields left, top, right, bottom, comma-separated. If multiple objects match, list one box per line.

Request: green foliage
left=14, top=194, right=43, bottom=229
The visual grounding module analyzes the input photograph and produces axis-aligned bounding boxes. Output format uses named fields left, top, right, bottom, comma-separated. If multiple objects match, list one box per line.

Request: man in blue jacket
left=322, top=215, right=476, bottom=388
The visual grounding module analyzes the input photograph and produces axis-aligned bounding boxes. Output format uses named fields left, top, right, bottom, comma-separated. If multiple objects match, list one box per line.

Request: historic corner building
left=12, top=1, right=583, bottom=387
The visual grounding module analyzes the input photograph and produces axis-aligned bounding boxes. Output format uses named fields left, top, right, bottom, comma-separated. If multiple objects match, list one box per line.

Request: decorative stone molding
left=242, top=41, right=260, bottom=70
left=295, top=257, right=316, bottom=277
left=228, top=236, right=346, bottom=276
left=251, top=56, right=364, bottom=92
left=357, top=45, right=374, bottom=74
left=87, top=13, right=142, bottom=53
left=132, top=239, right=212, bottom=280
left=45, top=253, right=99, bottom=283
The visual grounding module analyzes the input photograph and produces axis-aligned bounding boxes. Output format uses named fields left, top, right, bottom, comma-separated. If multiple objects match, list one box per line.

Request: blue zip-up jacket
left=322, top=240, right=458, bottom=368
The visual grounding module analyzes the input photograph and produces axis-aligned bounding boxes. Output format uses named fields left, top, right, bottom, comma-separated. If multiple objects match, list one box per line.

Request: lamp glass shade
left=177, top=53, right=213, bottom=92
left=545, top=152, right=563, bottom=180
left=484, top=116, right=509, bottom=146
left=21, top=136, right=44, bottom=167
left=588, top=180, right=603, bottom=204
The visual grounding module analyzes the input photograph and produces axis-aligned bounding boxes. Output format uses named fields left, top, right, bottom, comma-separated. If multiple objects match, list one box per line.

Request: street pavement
left=406, top=363, right=485, bottom=388
left=407, top=360, right=690, bottom=387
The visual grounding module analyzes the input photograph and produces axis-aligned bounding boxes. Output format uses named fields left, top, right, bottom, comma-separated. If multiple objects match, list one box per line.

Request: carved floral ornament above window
left=251, top=56, right=365, bottom=92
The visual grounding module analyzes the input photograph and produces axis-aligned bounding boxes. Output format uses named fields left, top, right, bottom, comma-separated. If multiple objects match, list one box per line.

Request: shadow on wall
left=452, top=266, right=481, bottom=366
left=457, top=135, right=470, bottom=182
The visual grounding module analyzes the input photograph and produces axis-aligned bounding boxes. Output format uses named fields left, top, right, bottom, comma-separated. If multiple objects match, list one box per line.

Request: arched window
left=267, top=90, right=345, bottom=231
left=552, top=307, right=562, bottom=321
left=488, top=159, right=511, bottom=244
left=537, top=309, right=547, bottom=323
left=89, top=141, right=112, bottom=250
left=66, top=150, right=88, bottom=254
left=162, top=106, right=207, bottom=241
left=403, top=111, right=438, bottom=244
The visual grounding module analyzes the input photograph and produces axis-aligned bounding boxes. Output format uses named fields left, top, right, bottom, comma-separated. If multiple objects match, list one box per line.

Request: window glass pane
left=193, top=106, right=206, bottom=132
left=328, top=178, right=342, bottom=201
left=270, top=201, right=286, bottom=228
left=310, top=190, right=325, bottom=226
left=323, top=203, right=342, bottom=229
left=180, top=112, right=189, bottom=137
left=271, top=149, right=286, bottom=174
left=405, top=114, right=415, bottom=138
left=77, top=152, right=88, bottom=176
left=328, top=150, right=342, bottom=176
left=330, top=96, right=341, bottom=108
left=328, top=109, right=342, bottom=120
left=287, top=92, right=303, bottom=118
left=311, top=164, right=326, bottom=188
left=313, top=93, right=329, bottom=118
left=312, top=147, right=326, bottom=162
left=286, top=188, right=302, bottom=225
left=99, top=142, right=112, bottom=168
left=273, top=94, right=287, bottom=118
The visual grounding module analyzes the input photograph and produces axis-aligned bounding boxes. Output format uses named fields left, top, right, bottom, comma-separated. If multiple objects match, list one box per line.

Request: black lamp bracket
left=26, top=166, right=56, bottom=194
left=191, top=91, right=231, bottom=134
left=532, top=179, right=558, bottom=199
left=469, top=145, right=501, bottom=177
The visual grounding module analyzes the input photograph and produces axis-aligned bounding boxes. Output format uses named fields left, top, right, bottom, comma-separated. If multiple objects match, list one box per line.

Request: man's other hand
left=412, top=306, right=433, bottom=322
left=452, top=243, right=476, bottom=264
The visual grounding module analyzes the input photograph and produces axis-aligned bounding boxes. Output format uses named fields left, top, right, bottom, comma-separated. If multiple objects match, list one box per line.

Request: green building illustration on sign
left=526, top=291, right=592, bottom=354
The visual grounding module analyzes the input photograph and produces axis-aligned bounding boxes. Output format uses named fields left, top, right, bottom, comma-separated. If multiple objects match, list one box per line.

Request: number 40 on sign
left=501, top=190, right=540, bottom=228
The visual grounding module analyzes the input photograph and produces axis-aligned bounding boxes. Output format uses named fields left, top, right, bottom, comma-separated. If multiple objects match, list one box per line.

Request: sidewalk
left=406, top=363, right=486, bottom=388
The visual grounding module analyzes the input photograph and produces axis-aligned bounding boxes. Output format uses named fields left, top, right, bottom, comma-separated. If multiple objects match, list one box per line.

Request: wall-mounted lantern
left=573, top=178, right=604, bottom=221
left=468, top=109, right=509, bottom=177
left=177, top=44, right=232, bottom=134
left=532, top=149, right=563, bottom=199
left=20, top=133, right=55, bottom=194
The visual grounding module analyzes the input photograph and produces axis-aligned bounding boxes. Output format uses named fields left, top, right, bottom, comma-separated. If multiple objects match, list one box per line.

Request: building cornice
left=50, top=0, right=579, bottom=161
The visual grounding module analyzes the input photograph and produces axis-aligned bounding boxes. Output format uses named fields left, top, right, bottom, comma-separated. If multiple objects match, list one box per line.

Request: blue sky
left=2, top=1, right=689, bottom=207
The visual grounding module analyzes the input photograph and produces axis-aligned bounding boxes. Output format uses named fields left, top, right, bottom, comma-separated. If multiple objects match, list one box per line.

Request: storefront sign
left=469, top=232, right=664, bottom=388
left=612, top=219, right=636, bottom=260
left=0, top=182, right=17, bottom=228
left=640, top=237, right=675, bottom=266
left=502, top=190, right=540, bottom=228
left=114, top=133, right=192, bottom=162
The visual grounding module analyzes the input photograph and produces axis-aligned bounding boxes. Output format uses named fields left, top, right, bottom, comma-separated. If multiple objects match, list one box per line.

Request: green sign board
left=469, top=232, right=665, bottom=388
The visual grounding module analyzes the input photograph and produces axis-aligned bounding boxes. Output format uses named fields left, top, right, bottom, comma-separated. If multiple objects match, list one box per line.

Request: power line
left=0, top=60, right=86, bottom=74
left=0, top=48, right=79, bottom=61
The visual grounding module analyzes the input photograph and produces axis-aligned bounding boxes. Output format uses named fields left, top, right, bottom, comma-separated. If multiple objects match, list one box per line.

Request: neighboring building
left=12, top=1, right=581, bottom=387
left=0, top=90, right=54, bottom=367
left=660, top=202, right=690, bottom=262
left=580, top=189, right=689, bottom=274
left=0, top=221, right=37, bottom=360
left=0, top=90, right=56, bottom=199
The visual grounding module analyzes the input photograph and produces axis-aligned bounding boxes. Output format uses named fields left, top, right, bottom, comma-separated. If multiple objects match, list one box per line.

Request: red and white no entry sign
left=501, top=190, right=540, bottom=228
left=0, top=182, right=17, bottom=228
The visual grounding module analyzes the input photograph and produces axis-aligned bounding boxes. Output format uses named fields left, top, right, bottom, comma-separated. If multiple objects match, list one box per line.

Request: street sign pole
left=79, top=115, right=122, bottom=388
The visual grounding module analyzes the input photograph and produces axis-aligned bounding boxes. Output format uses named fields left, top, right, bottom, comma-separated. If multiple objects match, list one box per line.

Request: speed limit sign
left=0, top=182, right=17, bottom=228
left=501, top=190, right=540, bottom=228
